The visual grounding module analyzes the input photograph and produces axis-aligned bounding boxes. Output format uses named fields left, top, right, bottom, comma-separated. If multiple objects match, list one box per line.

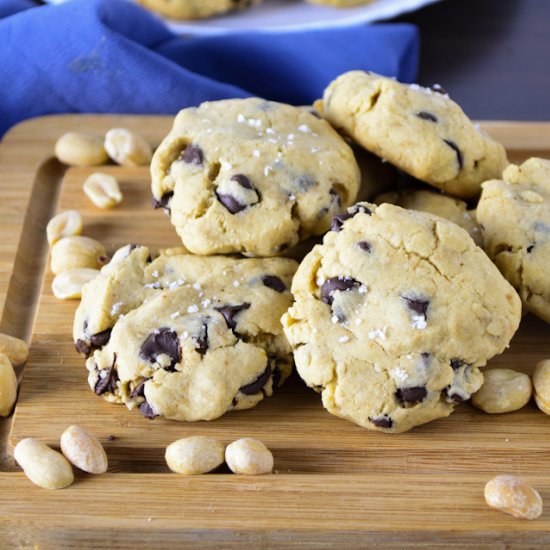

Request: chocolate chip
left=450, top=359, right=465, bottom=370
left=138, top=400, right=158, bottom=419
left=130, top=378, right=148, bottom=399
left=239, top=364, right=272, bottom=395
left=369, top=415, right=393, bottom=429
left=357, top=241, right=371, bottom=253
left=75, top=339, right=91, bottom=356
left=153, top=191, right=174, bottom=210
left=444, top=388, right=464, bottom=403
left=194, top=322, right=208, bottom=356
left=94, top=355, right=118, bottom=396
left=231, top=174, right=253, bottom=190
left=430, top=83, right=448, bottom=95
left=90, top=328, right=112, bottom=348
left=443, top=139, right=464, bottom=171
left=180, top=144, right=204, bottom=166
left=416, top=111, right=438, bottom=122
left=403, top=296, right=429, bottom=317
left=396, top=386, right=427, bottom=405
left=331, top=204, right=372, bottom=232
left=216, top=303, right=251, bottom=332
left=139, top=328, right=181, bottom=370
left=271, top=365, right=281, bottom=389
left=321, top=277, right=361, bottom=305
left=262, top=275, right=286, bottom=293
left=216, top=192, right=247, bottom=214
left=329, top=187, right=341, bottom=207
left=527, top=244, right=535, bottom=253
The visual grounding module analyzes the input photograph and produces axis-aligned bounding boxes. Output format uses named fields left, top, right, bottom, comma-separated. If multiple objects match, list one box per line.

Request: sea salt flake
left=170, top=311, right=181, bottom=319
left=412, top=314, right=427, bottom=330
left=298, top=125, right=310, bottom=133
left=110, top=302, right=123, bottom=316
left=391, top=368, right=409, bottom=382
left=187, top=305, right=199, bottom=314
left=338, top=335, right=350, bottom=343
left=152, top=270, right=159, bottom=278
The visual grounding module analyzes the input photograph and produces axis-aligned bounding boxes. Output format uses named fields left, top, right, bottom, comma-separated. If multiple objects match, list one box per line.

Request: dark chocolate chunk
left=262, top=275, right=286, bottom=293
left=194, top=322, right=209, bottom=356
left=403, top=295, right=429, bottom=317
left=527, top=244, right=535, bottom=253
left=321, top=277, right=361, bottom=305
left=271, top=365, right=281, bottom=389
left=329, top=187, right=341, bottom=207
left=180, top=144, right=204, bottom=166
left=215, top=191, right=247, bottom=214
left=130, top=378, right=148, bottom=399
left=239, top=364, right=272, bottom=395
left=90, top=328, right=112, bottom=348
left=443, top=139, right=464, bottom=171
left=356, top=241, right=372, bottom=253
left=331, top=204, right=372, bottom=232
left=444, top=389, right=464, bottom=403
left=153, top=191, right=174, bottom=210
left=138, top=400, right=158, bottom=419
left=139, top=328, right=181, bottom=370
left=75, top=339, right=91, bottom=356
left=369, top=415, right=393, bottom=429
left=396, top=386, right=427, bottom=405
left=231, top=174, right=253, bottom=190
left=94, top=355, right=118, bottom=396
left=416, top=111, right=438, bottom=122
left=215, top=303, right=251, bottom=332
left=450, top=359, right=465, bottom=371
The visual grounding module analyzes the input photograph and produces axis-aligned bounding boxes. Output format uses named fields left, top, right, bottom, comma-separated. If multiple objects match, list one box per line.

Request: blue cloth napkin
left=0, top=0, right=419, bottom=138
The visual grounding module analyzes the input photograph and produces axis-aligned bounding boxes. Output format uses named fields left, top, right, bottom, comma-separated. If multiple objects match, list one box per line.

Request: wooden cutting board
left=1, top=115, right=550, bottom=549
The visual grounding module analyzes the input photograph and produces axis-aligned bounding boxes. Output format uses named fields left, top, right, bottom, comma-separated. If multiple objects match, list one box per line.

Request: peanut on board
left=83, top=173, right=123, bottom=209
left=54, top=132, right=108, bottom=167
left=533, top=360, right=550, bottom=415
left=14, top=438, right=74, bottom=490
left=225, top=438, right=273, bottom=475
left=484, top=475, right=543, bottom=520
left=52, top=268, right=100, bottom=300
left=104, top=128, right=152, bottom=166
left=60, top=425, right=108, bottom=474
left=0, top=354, right=17, bottom=417
left=165, top=436, right=225, bottom=475
left=46, top=210, right=83, bottom=246
left=0, top=333, right=28, bottom=365
left=472, top=368, right=532, bottom=414
left=50, top=236, right=107, bottom=275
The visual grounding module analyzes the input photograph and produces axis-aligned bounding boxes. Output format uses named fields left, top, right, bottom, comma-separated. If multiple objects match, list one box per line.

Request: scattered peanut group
left=14, top=425, right=108, bottom=490
left=166, top=436, right=273, bottom=476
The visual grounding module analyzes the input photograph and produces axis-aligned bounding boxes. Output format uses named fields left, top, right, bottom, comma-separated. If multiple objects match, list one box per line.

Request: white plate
left=43, top=0, right=441, bottom=35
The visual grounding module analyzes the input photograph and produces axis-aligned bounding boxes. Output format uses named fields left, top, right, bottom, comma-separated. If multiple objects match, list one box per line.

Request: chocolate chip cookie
left=375, top=188, right=483, bottom=246
left=135, top=0, right=260, bottom=20
left=317, top=71, right=508, bottom=199
left=281, top=202, right=521, bottom=433
left=74, top=245, right=297, bottom=421
left=477, top=158, right=550, bottom=323
left=151, top=98, right=360, bottom=257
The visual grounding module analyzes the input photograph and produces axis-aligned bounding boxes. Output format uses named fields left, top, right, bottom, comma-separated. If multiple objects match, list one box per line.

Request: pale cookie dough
left=73, top=245, right=297, bottom=421
left=135, top=0, right=261, bottom=20
left=375, top=188, right=483, bottom=246
left=477, top=158, right=550, bottom=324
left=317, top=71, right=508, bottom=198
left=282, top=202, right=521, bottom=433
left=151, top=98, right=360, bottom=257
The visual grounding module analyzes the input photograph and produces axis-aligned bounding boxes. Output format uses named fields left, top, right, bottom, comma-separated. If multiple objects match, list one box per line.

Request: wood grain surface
left=1, top=115, right=550, bottom=549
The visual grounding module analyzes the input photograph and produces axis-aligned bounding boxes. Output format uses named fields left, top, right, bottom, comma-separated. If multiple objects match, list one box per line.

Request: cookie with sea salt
left=281, top=202, right=521, bottom=433
left=477, top=157, right=550, bottom=323
left=317, top=71, right=508, bottom=199
left=73, top=245, right=297, bottom=421
left=151, top=98, right=360, bottom=257
left=135, top=0, right=261, bottom=20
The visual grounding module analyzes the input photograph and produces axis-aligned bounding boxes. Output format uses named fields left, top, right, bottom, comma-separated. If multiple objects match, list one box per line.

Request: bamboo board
left=1, top=115, right=550, bottom=549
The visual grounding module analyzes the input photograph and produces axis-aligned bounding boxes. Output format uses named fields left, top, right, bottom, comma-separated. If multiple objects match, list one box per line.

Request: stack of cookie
left=76, top=70, right=550, bottom=434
